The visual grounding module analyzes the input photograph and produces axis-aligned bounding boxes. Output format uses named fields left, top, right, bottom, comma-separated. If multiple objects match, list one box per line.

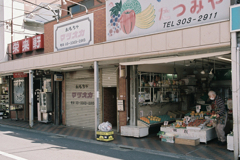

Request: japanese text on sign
left=106, top=0, right=229, bottom=42
left=72, top=92, right=93, bottom=99
left=54, top=13, right=94, bottom=52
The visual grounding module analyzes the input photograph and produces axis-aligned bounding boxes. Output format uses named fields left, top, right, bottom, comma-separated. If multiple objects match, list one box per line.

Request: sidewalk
left=0, top=119, right=233, bottom=160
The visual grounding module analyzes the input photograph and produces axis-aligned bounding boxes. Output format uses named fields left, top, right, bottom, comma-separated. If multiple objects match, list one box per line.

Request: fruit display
left=186, top=111, right=212, bottom=117
left=190, top=111, right=195, bottom=116
left=175, top=123, right=187, bottom=128
left=140, top=117, right=150, bottom=124
left=139, top=115, right=175, bottom=125
left=148, top=116, right=161, bottom=122
left=188, top=119, right=206, bottom=127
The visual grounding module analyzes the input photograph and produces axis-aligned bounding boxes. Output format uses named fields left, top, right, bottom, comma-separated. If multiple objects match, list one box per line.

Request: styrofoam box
left=121, top=126, right=148, bottom=138
left=227, top=134, right=233, bottom=151
left=0, top=117, right=3, bottom=119
left=0, top=112, right=3, bottom=116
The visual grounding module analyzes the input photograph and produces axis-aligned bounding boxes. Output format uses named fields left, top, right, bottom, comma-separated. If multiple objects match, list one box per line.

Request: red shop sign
left=22, top=37, right=33, bottom=52
left=32, top=34, right=44, bottom=50
left=12, top=41, right=22, bottom=55
left=13, top=72, right=28, bottom=78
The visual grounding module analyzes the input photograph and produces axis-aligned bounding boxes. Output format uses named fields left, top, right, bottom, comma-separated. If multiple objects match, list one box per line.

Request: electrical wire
left=3, top=0, right=60, bottom=23
left=0, top=3, right=30, bottom=13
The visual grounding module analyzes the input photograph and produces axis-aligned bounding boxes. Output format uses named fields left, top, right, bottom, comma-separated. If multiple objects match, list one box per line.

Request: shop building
left=0, top=0, right=239, bottom=158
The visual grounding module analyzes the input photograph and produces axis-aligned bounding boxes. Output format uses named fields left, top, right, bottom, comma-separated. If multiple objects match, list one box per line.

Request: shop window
left=68, top=0, right=94, bottom=14
left=13, top=78, right=25, bottom=104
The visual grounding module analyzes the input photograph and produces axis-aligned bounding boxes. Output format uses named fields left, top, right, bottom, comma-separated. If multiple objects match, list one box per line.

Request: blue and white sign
left=231, top=4, right=240, bottom=32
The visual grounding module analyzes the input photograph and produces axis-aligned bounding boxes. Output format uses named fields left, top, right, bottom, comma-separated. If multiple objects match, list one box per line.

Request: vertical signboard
left=106, top=0, right=229, bottom=42
left=54, top=13, right=94, bottom=52
left=22, top=37, right=33, bottom=52
left=32, top=34, right=44, bottom=50
left=12, top=41, right=22, bottom=54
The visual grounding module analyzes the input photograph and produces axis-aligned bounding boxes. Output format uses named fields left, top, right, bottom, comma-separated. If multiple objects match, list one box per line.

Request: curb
left=0, top=124, right=211, bottom=160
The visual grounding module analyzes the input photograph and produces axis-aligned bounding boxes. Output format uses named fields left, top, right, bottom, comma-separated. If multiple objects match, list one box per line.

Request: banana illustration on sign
left=136, top=4, right=155, bottom=29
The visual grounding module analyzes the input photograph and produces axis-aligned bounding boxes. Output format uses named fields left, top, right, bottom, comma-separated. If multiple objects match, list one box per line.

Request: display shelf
left=138, top=72, right=180, bottom=104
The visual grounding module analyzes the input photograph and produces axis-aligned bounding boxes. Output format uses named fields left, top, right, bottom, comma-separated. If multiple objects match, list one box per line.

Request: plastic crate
left=96, top=131, right=114, bottom=142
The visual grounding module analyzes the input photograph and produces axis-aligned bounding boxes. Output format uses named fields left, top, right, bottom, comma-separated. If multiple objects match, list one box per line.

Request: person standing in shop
left=208, top=91, right=227, bottom=145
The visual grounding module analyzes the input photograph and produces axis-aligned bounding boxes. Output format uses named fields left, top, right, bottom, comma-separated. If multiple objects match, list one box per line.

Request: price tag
left=206, top=105, right=212, bottom=112
left=164, top=121, right=169, bottom=126
left=196, top=105, right=201, bottom=112
left=173, top=129, right=177, bottom=132
left=184, top=130, right=188, bottom=134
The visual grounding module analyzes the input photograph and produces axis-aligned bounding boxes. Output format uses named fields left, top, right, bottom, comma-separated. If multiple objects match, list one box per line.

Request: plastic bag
left=98, top=121, right=112, bottom=132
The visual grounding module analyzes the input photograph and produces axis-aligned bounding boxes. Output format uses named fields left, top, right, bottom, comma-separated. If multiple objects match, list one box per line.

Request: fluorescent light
left=201, top=70, right=205, bottom=75
left=218, top=57, right=232, bottom=62
left=61, top=66, right=83, bottom=71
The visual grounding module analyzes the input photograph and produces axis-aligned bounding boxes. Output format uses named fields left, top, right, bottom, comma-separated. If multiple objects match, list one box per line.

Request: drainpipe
left=29, top=70, right=34, bottom=128
left=94, top=61, right=99, bottom=138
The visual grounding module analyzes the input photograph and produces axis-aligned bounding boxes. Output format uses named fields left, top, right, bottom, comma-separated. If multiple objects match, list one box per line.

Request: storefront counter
left=161, top=126, right=217, bottom=144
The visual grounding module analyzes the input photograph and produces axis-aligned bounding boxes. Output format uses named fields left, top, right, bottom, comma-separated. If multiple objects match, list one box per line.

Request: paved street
left=0, top=125, right=188, bottom=160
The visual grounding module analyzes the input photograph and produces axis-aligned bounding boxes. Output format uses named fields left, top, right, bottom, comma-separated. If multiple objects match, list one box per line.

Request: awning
left=120, top=51, right=230, bottom=66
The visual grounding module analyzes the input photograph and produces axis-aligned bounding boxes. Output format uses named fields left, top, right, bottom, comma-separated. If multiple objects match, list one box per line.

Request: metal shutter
left=66, top=70, right=94, bottom=128
left=102, top=67, right=117, bottom=87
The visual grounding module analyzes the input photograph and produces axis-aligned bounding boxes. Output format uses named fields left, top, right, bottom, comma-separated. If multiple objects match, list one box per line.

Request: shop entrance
left=34, top=79, right=41, bottom=119
left=103, top=87, right=117, bottom=127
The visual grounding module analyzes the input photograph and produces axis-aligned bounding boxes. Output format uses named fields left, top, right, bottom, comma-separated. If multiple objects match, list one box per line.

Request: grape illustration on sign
left=108, top=0, right=156, bottom=36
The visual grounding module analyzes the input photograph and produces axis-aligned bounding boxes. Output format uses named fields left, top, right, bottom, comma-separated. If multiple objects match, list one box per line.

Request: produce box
left=139, top=115, right=175, bottom=125
left=96, top=131, right=114, bottom=142
left=167, top=111, right=183, bottom=118
left=158, top=131, right=177, bottom=143
left=175, top=136, right=200, bottom=146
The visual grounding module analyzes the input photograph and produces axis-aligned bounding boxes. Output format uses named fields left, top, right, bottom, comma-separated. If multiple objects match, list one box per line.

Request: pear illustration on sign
left=108, top=0, right=156, bottom=36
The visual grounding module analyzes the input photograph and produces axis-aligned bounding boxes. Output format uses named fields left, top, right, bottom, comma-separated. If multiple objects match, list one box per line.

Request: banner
left=106, top=0, right=229, bottom=42
left=54, top=13, right=94, bottom=52
left=231, top=4, right=240, bottom=32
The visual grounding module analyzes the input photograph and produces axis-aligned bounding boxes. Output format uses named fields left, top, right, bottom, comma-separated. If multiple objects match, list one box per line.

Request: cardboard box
left=168, top=111, right=182, bottom=118
left=175, top=136, right=200, bottom=146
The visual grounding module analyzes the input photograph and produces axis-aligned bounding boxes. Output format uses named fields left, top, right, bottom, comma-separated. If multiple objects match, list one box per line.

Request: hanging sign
left=54, top=13, right=94, bottom=52
left=54, top=74, right=63, bottom=81
left=13, top=72, right=28, bottom=78
left=22, top=37, right=33, bottom=52
left=106, top=0, right=229, bottom=42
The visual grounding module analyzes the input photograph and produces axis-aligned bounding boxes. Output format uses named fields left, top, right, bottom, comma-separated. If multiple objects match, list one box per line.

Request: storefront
left=0, top=77, right=9, bottom=119
left=104, top=0, right=233, bottom=151
left=120, top=53, right=232, bottom=142
left=65, top=69, right=95, bottom=128
left=9, top=72, right=28, bottom=120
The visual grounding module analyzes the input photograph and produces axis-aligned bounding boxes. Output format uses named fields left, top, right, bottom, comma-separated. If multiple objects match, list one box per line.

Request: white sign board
left=117, top=100, right=124, bottom=111
left=54, top=13, right=94, bottom=52
left=106, top=0, right=229, bottom=42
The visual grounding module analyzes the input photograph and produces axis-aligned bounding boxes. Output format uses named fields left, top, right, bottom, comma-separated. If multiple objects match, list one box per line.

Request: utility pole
left=11, top=0, right=13, bottom=60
